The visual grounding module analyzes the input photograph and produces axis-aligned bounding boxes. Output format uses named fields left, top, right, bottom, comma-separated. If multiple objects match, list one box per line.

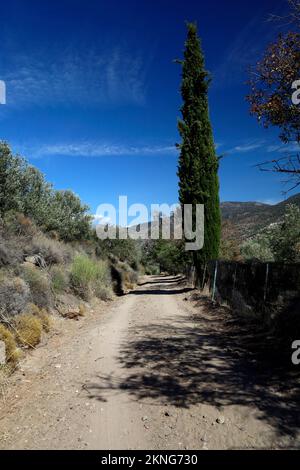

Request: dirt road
left=0, top=275, right=299, bottom=449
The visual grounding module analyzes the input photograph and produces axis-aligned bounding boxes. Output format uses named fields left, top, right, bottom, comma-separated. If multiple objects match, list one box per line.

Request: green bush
left=144, top=264, right=160, bottom=275
left=50, top=265, right=69, bottom=293
left=70, top=255, right=111, bottom=300
left=70, top=254, right=97, bottom=295
left=0, top=142, right=91, bottom=242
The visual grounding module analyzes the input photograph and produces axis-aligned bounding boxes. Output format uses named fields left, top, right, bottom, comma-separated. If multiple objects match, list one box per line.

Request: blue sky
left=0, top=0, right=296, bottom=216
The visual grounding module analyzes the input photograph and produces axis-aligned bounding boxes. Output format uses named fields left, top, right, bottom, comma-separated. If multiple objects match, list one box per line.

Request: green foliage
left=70, top=254, right=111, bottom=300
left=70, top=254, right=98, bottom=292
left=177, top=23, right=221, bottom=265
left=95, top=235, right=142, bottom=267
left=142, top=239, right=184, bottom=275
left=270, top=204, right=300, bottom=262
left=50, top=265, right=69, bottom=293
left=45, top=190, right=92, bottom=241
left=241, top=236, right=274, bottom=263
left=0, top=142, right=25, bottom=217
left=241, top=204, right=300, bottom=263
left=0, top=142, right=91, bottom=241
left=21, top=165, right=53, bottom=226
left=144, top=264, right=160, bottom=275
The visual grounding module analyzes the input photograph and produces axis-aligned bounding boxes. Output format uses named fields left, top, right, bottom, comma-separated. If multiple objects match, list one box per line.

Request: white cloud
left=226, top=140, right=265, bottom=154
left=13, top=141, right=178, bottom=158
left=3, top=47, right=147, bottom=108
left=267, top=142, right=300, bottom=153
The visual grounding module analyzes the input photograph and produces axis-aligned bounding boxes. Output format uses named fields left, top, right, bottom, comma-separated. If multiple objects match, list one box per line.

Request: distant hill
left=221, top=193, right=300, bottom=240
left=130, top=193, right=300, bottom=243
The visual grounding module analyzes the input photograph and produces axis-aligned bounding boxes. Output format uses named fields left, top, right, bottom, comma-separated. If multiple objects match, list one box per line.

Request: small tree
left=270, top=204, right=300, bottom=262
left=241, top=235, right=274, bottom=263
left=241, top=204, right=300, bottom=263
left=0, top=142, right=24, bottom=217
left=46, top=190, right=92, bottom=241
left=0, top=142, right=92, bottom=241
left=21, top=165, right=53, bottom=226
left=247, top=1, right=300, bottom=191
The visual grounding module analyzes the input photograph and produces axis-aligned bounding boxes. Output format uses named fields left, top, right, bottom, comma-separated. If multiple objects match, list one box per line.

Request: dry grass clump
left=26, top=303, right=51, bottom=333
left=31, top=233, right=73, bottom=265
left=3, top=212, right=37, bottom=237
left=118, top=262, right=139, bottom=289
left=79, top=304, right=86, bottom=316
left=14, top=314, right=42, bottom=348
left=0, top=323, right=21, bottom=367
left=95, top=285, right=114, bottom=300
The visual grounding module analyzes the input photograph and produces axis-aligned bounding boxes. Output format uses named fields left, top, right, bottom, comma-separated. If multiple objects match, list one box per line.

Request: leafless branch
left=255, top=152, right=300, bottom=193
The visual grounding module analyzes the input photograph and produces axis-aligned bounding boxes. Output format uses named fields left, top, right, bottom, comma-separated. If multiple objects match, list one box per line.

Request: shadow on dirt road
left=85, top=275, right=300, bottom=439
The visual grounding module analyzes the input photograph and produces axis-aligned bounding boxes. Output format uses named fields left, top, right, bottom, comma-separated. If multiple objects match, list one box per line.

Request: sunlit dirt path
left=0, top=275, right=299, bottom=449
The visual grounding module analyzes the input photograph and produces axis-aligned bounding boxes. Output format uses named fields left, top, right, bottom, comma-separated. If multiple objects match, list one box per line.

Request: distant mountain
left=130, top=194, right=300, bottom=243
left=221, top=193, right=300, bottom=240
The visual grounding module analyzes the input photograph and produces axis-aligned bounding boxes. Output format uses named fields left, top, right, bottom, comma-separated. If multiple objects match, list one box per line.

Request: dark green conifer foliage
left=177, top=22, right=221, bottom=265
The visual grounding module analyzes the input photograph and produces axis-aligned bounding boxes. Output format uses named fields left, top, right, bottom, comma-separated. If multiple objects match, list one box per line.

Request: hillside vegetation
left=221, top=194, right=300, bottom=241
left=0, top=142, right=141, bottom=372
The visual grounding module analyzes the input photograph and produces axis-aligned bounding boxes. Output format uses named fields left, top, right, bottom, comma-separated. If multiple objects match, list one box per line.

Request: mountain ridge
left=221, top=193, right=300, bottom=240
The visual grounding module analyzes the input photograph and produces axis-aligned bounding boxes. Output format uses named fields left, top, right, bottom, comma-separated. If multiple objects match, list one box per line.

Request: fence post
left=263, top=263, right=269, bottom=302
left=211, top=260, right=218, bottom=302
left=232, top=262, right=238, bottom=299
left=201, top=263, right=207, bottom=290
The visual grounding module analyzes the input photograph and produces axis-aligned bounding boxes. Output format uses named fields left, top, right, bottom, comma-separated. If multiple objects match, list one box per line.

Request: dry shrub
left=15, top=314, right=42, bottom=348
left=95, top=285, right=114, bottom=301
left=125, top=282, right=134, bottom=291
left=0, top=241, right=11, bottom=267
left=79, top=304, right=86, bottom=316
left=31, top=234, right=72, bottom=265
left=26, top=303, right=51, bottom=333
left=21, top=265, right=53, bottom=308
left=0, top=324, right=21, bottom=367
left=120, top=262, right=139, bottom=288
left=3, top=212, right=37, bottom=237
left=0, top=275, right=30, bottom=316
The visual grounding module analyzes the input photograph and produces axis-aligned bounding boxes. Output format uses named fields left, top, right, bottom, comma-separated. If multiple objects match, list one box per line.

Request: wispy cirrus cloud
left=225, top=140, right=265, bottom=154
left=212, top=4, right=282, bottom=90
left=13, top=141, right=178, bottom=158
left=3, top=46, right=147, bottom=108
left=267, top=142, right=300, bottom=153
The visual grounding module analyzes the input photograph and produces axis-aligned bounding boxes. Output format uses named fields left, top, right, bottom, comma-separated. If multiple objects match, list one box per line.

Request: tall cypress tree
left=177, top=22, right=221, bottom=266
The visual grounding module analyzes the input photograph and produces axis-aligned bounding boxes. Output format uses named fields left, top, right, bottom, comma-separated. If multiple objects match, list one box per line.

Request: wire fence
left=187, top=261, right=300, bottom=316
